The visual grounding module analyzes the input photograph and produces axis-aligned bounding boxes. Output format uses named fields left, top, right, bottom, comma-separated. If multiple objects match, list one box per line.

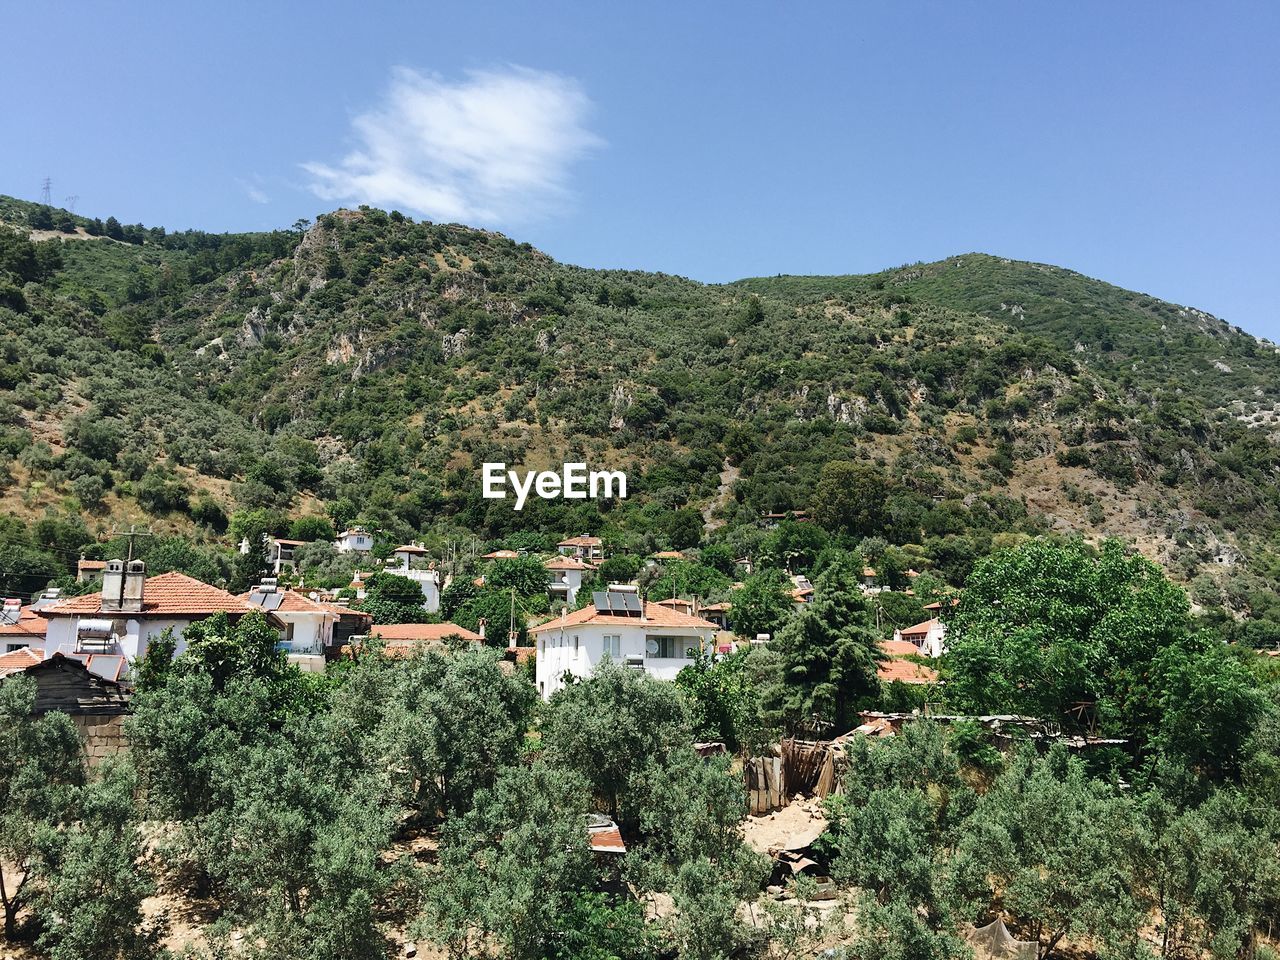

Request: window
left=603, top=634, right=621, bottom=658
left=646, top=635, right=699, bottom=659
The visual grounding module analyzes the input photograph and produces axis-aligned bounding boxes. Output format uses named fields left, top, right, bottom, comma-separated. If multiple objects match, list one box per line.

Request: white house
left=893, top=617, right=948, bottom=658
left=265, top=536, right=308, bottom=575
left=41, top=562, right=265, bottom=667
left=334, top=527, right=374, bottom=554
left=240, top=580, right=372, bottom=662
left=0, top=599, right=48, bottom=654
left=557, top=535, right=604, bottom=564
left=545, top=556, right=593, bottom=608
left=531, top=585, right=719, bottom=700
left=389, top=543, right=441, bottom=613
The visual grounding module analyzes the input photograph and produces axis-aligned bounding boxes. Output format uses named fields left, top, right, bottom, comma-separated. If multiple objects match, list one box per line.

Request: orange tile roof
left=238, top=589, right=370, bottom=619
left=393, top=544, right=429, bottom=554
left=650, top=550, right=684, bottom=560
left=558, top=535, right=602, bottom=547
left=483, top=549, right=520, bottom=559
left=881, top=638, right=920, bottom=657
left=0, top=647, right=44, bottom=676
left=898, top=618, right=940, bottom=638
left=877, top=656, right=938, bottom=686
left=77, top=559, right=107, bottom=570
left=924, top=598, right=960, bottom=611
left=544, top=556, right=594, bottom=571
left=44, top=572, right=255, bottom=618
left=530, top=601, right=718, bottom=634
left=0, top=608, right=49, bottom=638
left=372, top=623, right=483, bottom=643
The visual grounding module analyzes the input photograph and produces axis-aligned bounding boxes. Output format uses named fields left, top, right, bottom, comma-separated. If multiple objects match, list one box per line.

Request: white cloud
left=236, top=176, right=270, bottom=205
left=304, top=66, right=601, bottom=225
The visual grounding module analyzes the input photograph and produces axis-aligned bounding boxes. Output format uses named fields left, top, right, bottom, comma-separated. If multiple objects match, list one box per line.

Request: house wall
left=275, top=612, right=330, bottom=655
left=535, top=621, right=714, bottom=699
left=44, top=616, right=196, bottom=663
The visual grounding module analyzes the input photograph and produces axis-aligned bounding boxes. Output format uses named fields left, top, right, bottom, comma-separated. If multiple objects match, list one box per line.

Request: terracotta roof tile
left=0, top=608, right=49, bottom=638
left=372, top=623, right=483, bottom=643
left=877, top=656, right=938, bottom=685
left=558, top=536, right=602, bottom=547
left=898, top=618, right=940, bottom=637
left=531, top=601, right=718, bottom=634
left=44, top=572, right=254, bottom=618
left=544, top=556, right=594, bottom=571
left=881, top=638, right=921, bottom=657
left=0, top=647, right=44, bottom=676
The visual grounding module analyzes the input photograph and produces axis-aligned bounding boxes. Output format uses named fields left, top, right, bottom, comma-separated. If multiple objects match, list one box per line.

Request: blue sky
left=4, top=2, right=1278, bottom=335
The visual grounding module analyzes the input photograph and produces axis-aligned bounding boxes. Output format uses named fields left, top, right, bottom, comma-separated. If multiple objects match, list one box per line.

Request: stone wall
left=73, top=713, right=127, bottom=766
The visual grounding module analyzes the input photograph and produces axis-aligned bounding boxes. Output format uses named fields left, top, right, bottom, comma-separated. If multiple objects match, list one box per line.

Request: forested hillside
left=3, top=194, right=1280, bottom=638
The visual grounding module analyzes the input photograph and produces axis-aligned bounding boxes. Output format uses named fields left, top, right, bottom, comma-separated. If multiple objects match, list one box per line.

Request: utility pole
left=40, top=177, right=52, bottom=206
left=109, top=524, right=154, bottom=561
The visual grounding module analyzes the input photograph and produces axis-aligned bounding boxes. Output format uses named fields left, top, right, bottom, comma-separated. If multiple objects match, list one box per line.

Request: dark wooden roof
left=4, top=654, right=131, bottom=716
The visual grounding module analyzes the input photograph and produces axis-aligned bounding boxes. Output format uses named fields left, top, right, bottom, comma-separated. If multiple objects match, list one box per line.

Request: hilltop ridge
left=3, top=193, right=1280, bottom=639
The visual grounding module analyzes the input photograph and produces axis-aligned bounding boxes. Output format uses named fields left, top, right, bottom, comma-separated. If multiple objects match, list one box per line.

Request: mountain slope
left=2, top=196, right=1279, bottom=637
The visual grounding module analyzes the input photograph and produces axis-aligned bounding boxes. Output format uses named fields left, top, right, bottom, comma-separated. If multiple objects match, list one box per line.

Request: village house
left=76, top=556, right=106, bottom=582
left=791, top=574, right=815, bottom=610
left=240, top=579, right=372, bottom=665
left=265, top=536, right=308, bottom=575
left=334, top=526, right=374, bottom=554
left=893, top=617, right=948, bottom=658
left=557, top=535, right=604, bottom=564
left=699, top=601, right=732, bottom=631
left=1, top=598, right=48, bottom=654
left=40, top=561, right=265, bottom=665
left=482, top=549, right=520, bottom=560
left=389, top=542, right=442, bottom=613
left=531, top=585, right=719, bottom=699
left=860, top=566, right=882, bottom=594
left=545, top=555, right=594, bottom=608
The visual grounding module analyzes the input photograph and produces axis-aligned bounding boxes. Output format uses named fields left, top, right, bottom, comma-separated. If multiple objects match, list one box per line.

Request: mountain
left=2, top=195, right=1279, bottom=638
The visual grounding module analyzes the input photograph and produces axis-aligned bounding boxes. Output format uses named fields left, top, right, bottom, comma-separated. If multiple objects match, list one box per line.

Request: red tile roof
left=483, top=549, right=520, bottom=559
left=0, top=608, right=49, bottom=638
left=544, top=556, right=594, bottom=571
left=898, top=618, right=940, bottom=638
left=0, top=647, right=44, bottom=676
left=372, top=623, right=483, bottom=643
left=530, top=601, right=718, bottom=634
left=238, top=590, right=371, bottom=619
left=43, top=572, right=255, bottom=618
left=881, top=638, right=920, bottom=657
left=558, top=536, right=602, bottom=547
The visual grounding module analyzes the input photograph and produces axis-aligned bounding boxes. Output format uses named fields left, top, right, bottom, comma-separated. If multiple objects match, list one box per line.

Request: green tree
left=674, top=650, right=764, bottom=751
left=761, top=560, right=881, bottom=733
left=0, top=676, right=85, bottom=939
left=727, top=570, right=793, bottom=641
left=32, top=761, right=161, bottom=960
left=542, top=664, right=689, bottom=824
left=811, top=461, right=891, bottom=537
left=424, top=762, right=598, bottom=960
left=953, top=746, right=1144, bottom=960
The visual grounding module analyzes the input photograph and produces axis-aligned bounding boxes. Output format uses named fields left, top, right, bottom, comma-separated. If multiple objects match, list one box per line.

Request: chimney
left=101, top=559, right=126, bottom=612
left=121, top=559, right=146, bottom=613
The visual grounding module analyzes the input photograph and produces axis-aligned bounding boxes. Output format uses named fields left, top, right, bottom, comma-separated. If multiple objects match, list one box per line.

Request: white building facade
left=531, top=586, right=719, bottom=700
